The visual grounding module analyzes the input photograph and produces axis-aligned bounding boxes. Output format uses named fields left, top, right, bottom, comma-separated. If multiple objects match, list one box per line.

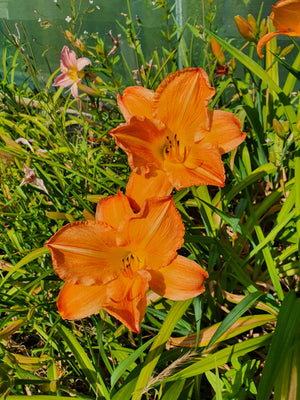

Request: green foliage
left=0, top=0, right=299, bottom=399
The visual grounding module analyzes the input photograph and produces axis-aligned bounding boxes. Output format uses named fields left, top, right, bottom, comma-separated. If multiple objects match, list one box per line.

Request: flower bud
left=259, top=18, right=268, bottom=39
left=65, top=30, right=75, bottom=43
left=279, top=44, right=294, bottom=58
left=77, top=83, right=101, bottom=97
left=273, top=118, right=288, bottom=140
left=74, top=38, right=85, bottom=52
left=234, top=15, right=257, bottom=43
left=229, top=57, right=236, bottom=72
left=247, top=14, right=258, bottom=34
left=210, top=38, right=226, bottom=65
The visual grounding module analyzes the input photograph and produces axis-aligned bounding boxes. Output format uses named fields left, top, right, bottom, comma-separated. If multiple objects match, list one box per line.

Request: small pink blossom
left=53, top=46, right=91, bottom=98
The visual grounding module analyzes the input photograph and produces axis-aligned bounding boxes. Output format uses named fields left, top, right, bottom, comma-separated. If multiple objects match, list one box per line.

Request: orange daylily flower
left=110, top=68, right=246, bottom=210
left=45, top=192, right=208, bottom=333
left=257, top=0, right=300, bottom=58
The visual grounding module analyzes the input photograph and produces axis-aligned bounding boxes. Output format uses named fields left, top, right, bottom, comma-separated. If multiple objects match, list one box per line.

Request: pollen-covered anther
left=163, top=134, right=189, bottom=164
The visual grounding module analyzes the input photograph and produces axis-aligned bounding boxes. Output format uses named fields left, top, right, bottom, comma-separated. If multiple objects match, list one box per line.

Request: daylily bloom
left=110, top=68, right=246, bottom=210
left=45, top=192, right=208, bottom=333
left=257, top=0, right=300, bottom=58
left=53, top=46, right=91, bottom=97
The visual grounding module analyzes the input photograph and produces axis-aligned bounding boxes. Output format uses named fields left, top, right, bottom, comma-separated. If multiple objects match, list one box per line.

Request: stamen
left=122, top=253, right=142, bottom=278
left=163, top=134, right=189, bottom=163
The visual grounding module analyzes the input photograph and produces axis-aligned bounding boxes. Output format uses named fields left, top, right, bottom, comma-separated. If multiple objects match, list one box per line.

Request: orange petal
left=110, top=116, right=166, bottom=174
left=257, top=31, right=285, bottom=57
left=164, top=142, right=225, bottom=189
left=117, top=87, right=154, bottom=122
left=119, top=197, right=184, bottom=270
left=103, top=271, right=149, bottom=333
left=153, top=68, right=215, bottom=142
left=57, top=282, right=109, bottom=320
left=45, top=221, right=127, bottom=285
left=201, top=110, right=246, bottom=154
left=271, top=0, right=300, bottom=32
left=149, top=255, right=209, bottom=301
left=95, top=191, right=134, bottom=228
left=125, top=170, right=173, bottom=212
left=257, top=30, right=300, bottom=57
left=210, top=38, right=226, bottom=64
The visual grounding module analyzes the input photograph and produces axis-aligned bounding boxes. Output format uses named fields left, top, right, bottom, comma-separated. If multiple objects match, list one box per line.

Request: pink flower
left=53, top=46, right=91, bottom=98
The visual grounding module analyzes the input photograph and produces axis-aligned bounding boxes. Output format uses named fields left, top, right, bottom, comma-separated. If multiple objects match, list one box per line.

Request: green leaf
left=165, top=334, right=272, bottom=381
left=257, top=291, right=300, bottom=400
left=207, top=291, right=265, bottom=348
left=56, top=324, right=110, bottom=400
left=160, top=380, right=186, bottom=400
left=0, top=247, right=49, bottom=288
left=131, top=299, right=193, bottom=400
left=224, top=163, right=276, bottom=204
left=110, top=336, right=155, bottom=388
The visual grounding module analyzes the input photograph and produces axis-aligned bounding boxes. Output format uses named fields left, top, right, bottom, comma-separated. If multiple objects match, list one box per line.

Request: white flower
left=65, top=16, right=71, bottom=23
left=89, top=0, right=93, bottom=3
left=96, top=5, right=100, bottom=10
left=38, top=18, right=42, bottom=22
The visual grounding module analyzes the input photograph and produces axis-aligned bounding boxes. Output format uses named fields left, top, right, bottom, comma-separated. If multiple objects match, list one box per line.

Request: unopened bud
left=234, top=15, right=257, bottom=43
left=85, top=71, right=104, bottom=86
left=96, top=39, right=105, bottom=56
left=259, top=18, right=268, bottom=38
left=74, top=38, right=86, bottom=52
left=273, top=118, right=288, bottom=140
left=269, top=151, right=277, bottom=163
left=295, top=119, right=300, bottom=138
left=210, top=38, right=226, bottom=65
left=279, top=44, right=295, bottom=58
left=247, top=14, right=258, bottom=36
left=229, top=57, right=236, bottom=72
left=65, top=30, right=75, bottom=42
left=77, top=83, right=100, bottom=97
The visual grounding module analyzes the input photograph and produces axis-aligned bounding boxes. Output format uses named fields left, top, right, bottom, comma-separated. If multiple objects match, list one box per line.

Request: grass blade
left=56, top=324, right=110, bottom=400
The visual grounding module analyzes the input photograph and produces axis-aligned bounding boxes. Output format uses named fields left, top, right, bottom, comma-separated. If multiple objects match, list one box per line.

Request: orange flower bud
left=210, top=38, right=226, bottom=65
left=65, top=30, right=75, bottom=43
left=74, top=38, right=85, bottom=52
left=234, top=15, right=257, bottom=43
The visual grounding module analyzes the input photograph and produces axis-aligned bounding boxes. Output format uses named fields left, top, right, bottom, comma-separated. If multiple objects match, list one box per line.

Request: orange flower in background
left=53, top=46, right=91, bottom=97
left=45, top=192, right=208, bottom=333
left=110, top=68, right=246, bottom=210
left=257, top=0, right=300, bottom=57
